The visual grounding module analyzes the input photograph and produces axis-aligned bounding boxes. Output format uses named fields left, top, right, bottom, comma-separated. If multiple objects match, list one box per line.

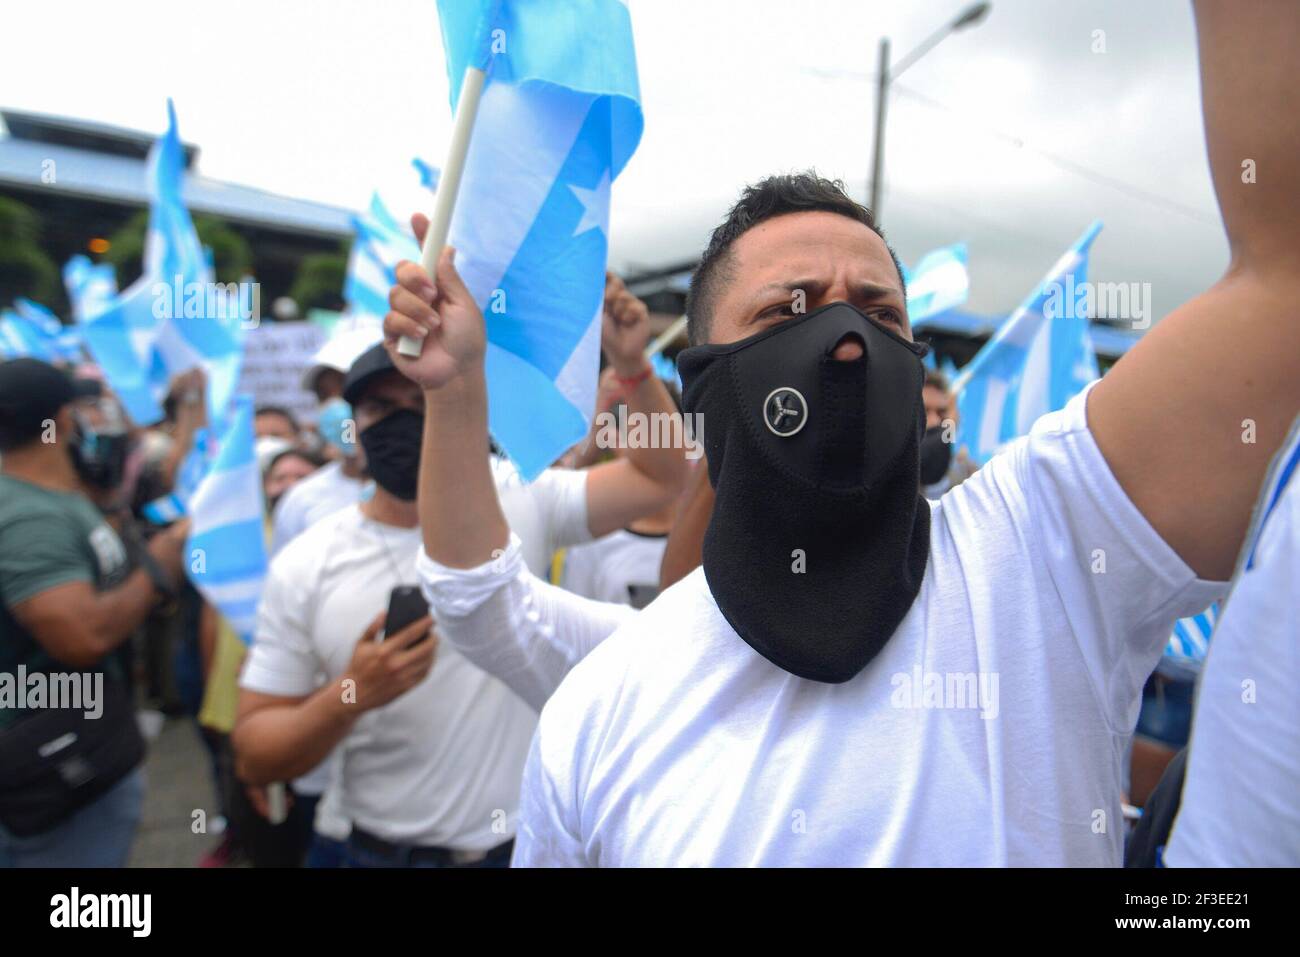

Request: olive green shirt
left=0, top=474, right=130, bottom=729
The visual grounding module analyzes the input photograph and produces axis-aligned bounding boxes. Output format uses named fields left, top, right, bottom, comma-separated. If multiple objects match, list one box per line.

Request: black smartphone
left=384, top=585, right=430, bottom=644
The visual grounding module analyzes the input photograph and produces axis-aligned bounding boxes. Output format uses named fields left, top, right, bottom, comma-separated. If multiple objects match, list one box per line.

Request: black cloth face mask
left=358, top=408, right=423, bottom=501
left=920, top=425, right=954, bottom=486
left=679, top=301, right=932, bottom=683
left=69, top=408, right=131, bottom=491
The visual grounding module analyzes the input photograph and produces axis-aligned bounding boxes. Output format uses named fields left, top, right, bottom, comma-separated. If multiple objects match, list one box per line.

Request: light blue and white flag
left=81, top=101, right=244, bottom=426
left=412, top=157, right=441, bottom=193
left=80, top=274, right=168, bottom=424
left=345, top=193, right=421, bottom=320
left=185, top=397, right=267, bottom=643
left=437, top=0, right=644, bottom=480
left=142, top=427, right=216, bottom=524
left=956, top=221, right=1102, bottom=463
left=0, top=300, right=82, bottom=363
left=145, top=99, right=245, bottom=423
left=905, top=243, right=969, bottom=324
left=63, top=255, right=119, bottom=325
left=1159, top=603, right=1219, bottom=681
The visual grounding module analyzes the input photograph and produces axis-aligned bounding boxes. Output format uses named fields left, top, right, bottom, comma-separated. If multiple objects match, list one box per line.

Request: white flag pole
left=397, top=65, right=488, bottom=357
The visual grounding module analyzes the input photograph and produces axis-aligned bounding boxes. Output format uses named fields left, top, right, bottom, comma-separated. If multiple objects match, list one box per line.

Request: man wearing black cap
left=0, top=358, right=188, bottom=867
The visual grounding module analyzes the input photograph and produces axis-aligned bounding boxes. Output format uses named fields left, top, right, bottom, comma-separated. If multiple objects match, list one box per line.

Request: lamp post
left=868, top=2, right=992, bottom=221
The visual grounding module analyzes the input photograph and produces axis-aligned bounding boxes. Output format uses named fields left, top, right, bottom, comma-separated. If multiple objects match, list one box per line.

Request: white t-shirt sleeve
left=416, top=532, right=636, bottom=711
left=512, top=730, right=590, bottom=867
left=952, top=382, right=1226, bottom=728
left=240, top=544, right=322, bottom=698
left=268, top=489, right=306, bottom=558
left=529, top=466, right=592, bottom=551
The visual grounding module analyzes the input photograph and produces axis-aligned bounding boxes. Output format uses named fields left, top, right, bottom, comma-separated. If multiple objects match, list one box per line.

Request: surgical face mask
left=69, top=401, right=131, bottom=491
left=678, top=301, right=932, bottom=683
left=357, top=408, right=423, bottom=501
left=318, top=397, right=357, bottom=457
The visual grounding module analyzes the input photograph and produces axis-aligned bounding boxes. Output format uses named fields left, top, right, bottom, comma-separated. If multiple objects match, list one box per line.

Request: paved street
left=128, top=715, right=227, bottom=868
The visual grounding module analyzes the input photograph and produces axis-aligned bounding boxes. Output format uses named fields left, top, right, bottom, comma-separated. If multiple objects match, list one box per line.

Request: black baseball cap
left=341, top=343, right=398, bottom=405
left=0, top=358, right=86, bottom=450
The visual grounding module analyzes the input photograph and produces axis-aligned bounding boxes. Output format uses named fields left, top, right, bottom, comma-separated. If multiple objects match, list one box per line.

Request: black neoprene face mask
left=678, top=301, right=932, bottom=683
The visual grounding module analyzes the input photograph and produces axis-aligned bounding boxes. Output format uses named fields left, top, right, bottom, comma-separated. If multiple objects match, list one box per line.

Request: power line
left=888, top=81, right=1220, bottom=228
left=800, top=66, right=1221, bottom=229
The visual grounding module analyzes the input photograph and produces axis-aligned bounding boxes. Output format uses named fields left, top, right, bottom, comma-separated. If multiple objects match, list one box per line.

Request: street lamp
left=868, top=2, right=991, bottom=221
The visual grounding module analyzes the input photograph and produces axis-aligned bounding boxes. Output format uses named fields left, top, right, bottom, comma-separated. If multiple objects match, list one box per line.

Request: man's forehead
left=729, top=211, right=900, bottom=290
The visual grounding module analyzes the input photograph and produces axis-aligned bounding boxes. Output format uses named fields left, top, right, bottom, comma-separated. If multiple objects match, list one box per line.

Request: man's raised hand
left=384, top=212, right=486, bottom=391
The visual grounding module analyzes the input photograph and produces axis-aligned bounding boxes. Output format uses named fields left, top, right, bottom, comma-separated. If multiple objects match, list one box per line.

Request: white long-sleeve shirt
left=417, top=534, right=635, bottom=712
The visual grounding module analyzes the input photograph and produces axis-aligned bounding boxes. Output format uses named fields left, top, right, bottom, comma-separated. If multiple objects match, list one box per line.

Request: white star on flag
left=569, top=169, right=611, bottom=237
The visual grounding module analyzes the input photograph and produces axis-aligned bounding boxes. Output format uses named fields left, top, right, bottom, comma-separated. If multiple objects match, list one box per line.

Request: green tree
left=105, top=210, right=253, bottom=286
left=290, top=249, right=349, bottom=312
left=0, top=196, right=59, bottom=309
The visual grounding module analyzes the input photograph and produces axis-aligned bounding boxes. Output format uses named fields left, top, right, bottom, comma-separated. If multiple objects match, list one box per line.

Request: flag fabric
left=412, top=157, right=441, bottom=193
left=144, top=99, right=245, bottom=424
left=345, top=193, right=421, bottom=320
left=142, top=426, right=215, bottom=524
left=80, top=100, right=245, bottom=426
left=905, top=243, right=969, bottom=324
left=63, top=255, right=119, bottom=325
left=436, top=0, right=644, bottom=480
left=956, top=221, right=1103, bottom=463
left=79, top=275, right=168, bottom=424
left=0, top=300, right=82, bottom=363
left=185, top=397, right=267, bottom=643
left=1159, top=603, right=1219, bottom=681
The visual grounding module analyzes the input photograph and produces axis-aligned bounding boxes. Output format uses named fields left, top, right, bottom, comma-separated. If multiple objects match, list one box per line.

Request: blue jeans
left=344, top=830, right=513, bottom=869
left=0, top=767, right=145, bottom=868
left=306, top=832, right=349, bottom=869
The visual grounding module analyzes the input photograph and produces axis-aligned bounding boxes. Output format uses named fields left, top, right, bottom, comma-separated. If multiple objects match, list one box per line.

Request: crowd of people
left=1, top=0, right=1297, bottom=870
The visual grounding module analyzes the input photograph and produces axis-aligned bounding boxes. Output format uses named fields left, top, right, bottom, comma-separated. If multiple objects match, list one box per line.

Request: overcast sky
left=3, top=0, right=1226, bottom=324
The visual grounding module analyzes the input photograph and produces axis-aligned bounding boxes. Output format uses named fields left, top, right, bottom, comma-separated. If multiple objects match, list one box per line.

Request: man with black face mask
left=236, top=345, right=570, bottom=866
left=390, top=0, right=1298, bottom=868
left=0, top=358, right=188, bottom=867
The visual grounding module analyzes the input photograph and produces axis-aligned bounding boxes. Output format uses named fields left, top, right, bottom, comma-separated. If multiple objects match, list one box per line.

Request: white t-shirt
left=269, top=460, right=368, bottom=557
left=560, top=529, right=669, bottom=608
left=1166, top=418, right=1300, bottom=866
left=508, top=385, right=1222, bottom=866
left=242, top=463, right=590, bottom=849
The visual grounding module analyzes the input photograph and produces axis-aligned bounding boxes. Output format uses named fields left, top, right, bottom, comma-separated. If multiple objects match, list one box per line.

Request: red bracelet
left=613, top=363, right=653, bottom=388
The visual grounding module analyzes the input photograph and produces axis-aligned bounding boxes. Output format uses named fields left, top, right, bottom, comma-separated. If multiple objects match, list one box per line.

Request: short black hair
left=254, top=405, right=299, bottom=432
left=686, top=172, right=906, bottom=345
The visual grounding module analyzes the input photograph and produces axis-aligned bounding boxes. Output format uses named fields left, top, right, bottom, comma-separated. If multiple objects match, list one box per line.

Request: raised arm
left=1088, top=0, right=1300, bottom=581
left=582, top=274, right=690, bottom=538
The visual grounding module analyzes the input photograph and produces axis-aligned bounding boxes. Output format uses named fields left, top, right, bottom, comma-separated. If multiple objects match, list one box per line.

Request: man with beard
left=0, top=358, right=188, bottom=866
left=388, top=0, right=1297, bottom=865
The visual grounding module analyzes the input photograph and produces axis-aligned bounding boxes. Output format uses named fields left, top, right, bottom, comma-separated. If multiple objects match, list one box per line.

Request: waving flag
left=64, top=255, right=119, bottom=325
left=0, top=300, right=82, bottom=363
left=80, top=101, right=245, bottom=426
left=185, top=397, right=267, bottom=643
left=345, top=193, right=421, bottom=320
left=956, top=222, right=1102, bottom=463
left=412, top=157, right=441, bottom=193
left=905, top=243, right=969, bottom=324
left=1159, top=603, right=1219, bottom=682
left=436, top=0, right=644, bottom=479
